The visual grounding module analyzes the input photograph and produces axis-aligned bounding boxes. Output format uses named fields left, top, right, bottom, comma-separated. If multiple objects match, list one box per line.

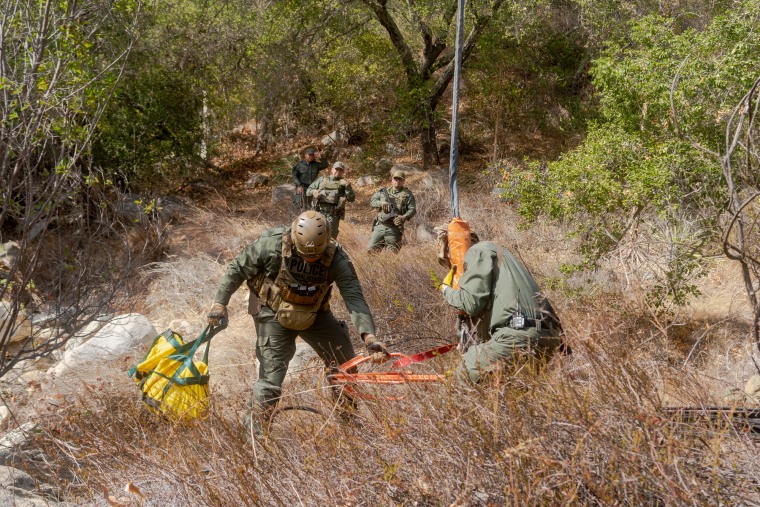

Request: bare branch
left=0, top=0, right=145, bottom=377
left=719, top=75, right=760, bottom=345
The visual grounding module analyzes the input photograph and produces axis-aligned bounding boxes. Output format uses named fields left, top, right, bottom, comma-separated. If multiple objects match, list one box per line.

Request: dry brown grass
left=27, top=328, right=760, bottom=506
left=17, top=190, right=760, bottom=506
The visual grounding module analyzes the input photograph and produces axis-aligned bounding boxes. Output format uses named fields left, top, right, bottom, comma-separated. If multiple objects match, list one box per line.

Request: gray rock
left=113, top=193, right=149, bottom=225
left=0, top=465, right=35, bottom=490
left=28, top=313, right=57, bottom=328
left=155, top=196, right=188, bottom=222
left=471, top=490, right=490, bottom=506
left=354, top=175, right=378, bottom=188
left=29, top=304, right=76, bottom=330
left=0, top=422, right=38, bottom=465
left=0, top=465, right=65, bottom=506
left=272, top=184, right=296, bottom=205
left=385, top=143, right=404, bottom=156
left=245, top=173, right=269, bottom=188
left=65, top=318, right=108, bottom=351
left=375, top=158, right=393, bottom=173
left=0, top=302, right=12, bottom=321
left=321, top=127, right=349, bottom=146
left=115, top=194, right=183, bottom=224
left=0, top=242, right=20, bottom=270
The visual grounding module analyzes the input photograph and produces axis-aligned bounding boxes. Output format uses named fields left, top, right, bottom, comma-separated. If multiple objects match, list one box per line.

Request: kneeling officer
left=207, top=211, right=389, bottom=434
left=437, top=231, right=563, bottom=383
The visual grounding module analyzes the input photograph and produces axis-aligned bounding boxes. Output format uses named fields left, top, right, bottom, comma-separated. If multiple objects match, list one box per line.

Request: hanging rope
left=448, top=0, right=466, bottom=219
left=322, top=1, right=472, bottom=406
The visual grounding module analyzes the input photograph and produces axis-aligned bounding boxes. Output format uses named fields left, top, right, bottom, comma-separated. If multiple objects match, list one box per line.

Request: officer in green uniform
left=438, top=235, right=563, bottom=383
left=207, top=211, right=389, bottom=434
left=292, top=147, right=329, bottom=212
left=307, top=161, right=355, bottom=239
left=366, top=169, right=416, bottom=253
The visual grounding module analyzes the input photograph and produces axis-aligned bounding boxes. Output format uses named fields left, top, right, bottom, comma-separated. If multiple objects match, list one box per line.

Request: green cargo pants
left=455, top=326, right=562, bottom=384
left=366, top=221, right=403, bottom=253
left=324, top=213, right=341, bottom=239
left=252, top=307, right=356, bottom=408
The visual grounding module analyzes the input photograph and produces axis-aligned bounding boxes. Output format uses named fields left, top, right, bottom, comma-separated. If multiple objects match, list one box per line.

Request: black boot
left=240, top=403, right=274, bottom=442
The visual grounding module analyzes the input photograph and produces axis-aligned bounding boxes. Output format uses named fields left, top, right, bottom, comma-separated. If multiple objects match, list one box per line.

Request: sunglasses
left=393, top=176, right=404, bottom=181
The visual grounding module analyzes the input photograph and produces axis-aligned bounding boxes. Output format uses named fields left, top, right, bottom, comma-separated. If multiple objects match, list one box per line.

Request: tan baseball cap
left=391, top=169, right=405, bottom=179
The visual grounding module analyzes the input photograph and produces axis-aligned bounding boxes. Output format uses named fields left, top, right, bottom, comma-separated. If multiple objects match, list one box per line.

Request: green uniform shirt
left=443, top=242, right=556, bottom=333
left=306, top=175, right=356, bottom=214
left=292, top=158, right=329, bottom=188
left=370, top=187, right=416, bottom=222
left=214, top=227, right=376, bottom=335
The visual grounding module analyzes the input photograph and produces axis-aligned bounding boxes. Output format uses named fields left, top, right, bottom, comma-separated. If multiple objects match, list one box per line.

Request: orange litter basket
left=327, top=352, right=448, bottom=400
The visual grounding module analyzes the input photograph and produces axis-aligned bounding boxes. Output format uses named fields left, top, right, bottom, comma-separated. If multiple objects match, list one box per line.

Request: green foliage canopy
left=504, top=0, right=760, bottom=307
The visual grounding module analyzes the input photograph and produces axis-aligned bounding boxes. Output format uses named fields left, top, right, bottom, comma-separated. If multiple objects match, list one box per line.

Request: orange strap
left=391, top=342, right=457, bottom=368
left=327, top=353, right=445, bottom=400
left=328, top=353, right=445, bottom=385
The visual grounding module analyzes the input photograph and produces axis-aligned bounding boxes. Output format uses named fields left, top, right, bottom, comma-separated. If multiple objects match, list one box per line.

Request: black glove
left=207, top=303, right=228, bottom=326
left=363, top=334, right=389, bottom=363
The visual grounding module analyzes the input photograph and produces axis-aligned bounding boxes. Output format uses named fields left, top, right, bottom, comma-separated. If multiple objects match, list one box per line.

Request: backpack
left=128, top=322, right=226, bottom=420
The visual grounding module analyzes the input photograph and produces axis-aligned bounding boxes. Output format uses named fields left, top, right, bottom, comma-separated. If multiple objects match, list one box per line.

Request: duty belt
left=508, top=316, right=542, bottom=331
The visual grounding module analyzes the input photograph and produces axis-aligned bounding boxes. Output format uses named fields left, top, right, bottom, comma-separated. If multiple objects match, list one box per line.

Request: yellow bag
left=129, top=323, right=225, bottom=420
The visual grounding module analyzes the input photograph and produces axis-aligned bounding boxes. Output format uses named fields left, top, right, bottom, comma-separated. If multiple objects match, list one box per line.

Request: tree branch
left=361, top=0, right=419, bottom=80
left=429, top=0, right=505, bottom=105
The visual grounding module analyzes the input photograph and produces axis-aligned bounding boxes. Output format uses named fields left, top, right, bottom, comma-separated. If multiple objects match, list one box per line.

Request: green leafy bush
left=505, top=1, right=760, bottom=308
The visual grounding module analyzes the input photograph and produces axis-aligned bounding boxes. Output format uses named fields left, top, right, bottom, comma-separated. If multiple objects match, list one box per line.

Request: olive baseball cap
left=333, top=161, right=345, bottom=170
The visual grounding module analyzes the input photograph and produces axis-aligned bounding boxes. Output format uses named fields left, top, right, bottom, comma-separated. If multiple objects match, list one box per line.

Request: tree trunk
left=256, top=112, right=275, bottom=153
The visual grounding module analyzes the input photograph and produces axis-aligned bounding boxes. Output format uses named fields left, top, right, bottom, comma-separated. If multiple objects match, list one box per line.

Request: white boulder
left=50, top=314, right=156, bottom=378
